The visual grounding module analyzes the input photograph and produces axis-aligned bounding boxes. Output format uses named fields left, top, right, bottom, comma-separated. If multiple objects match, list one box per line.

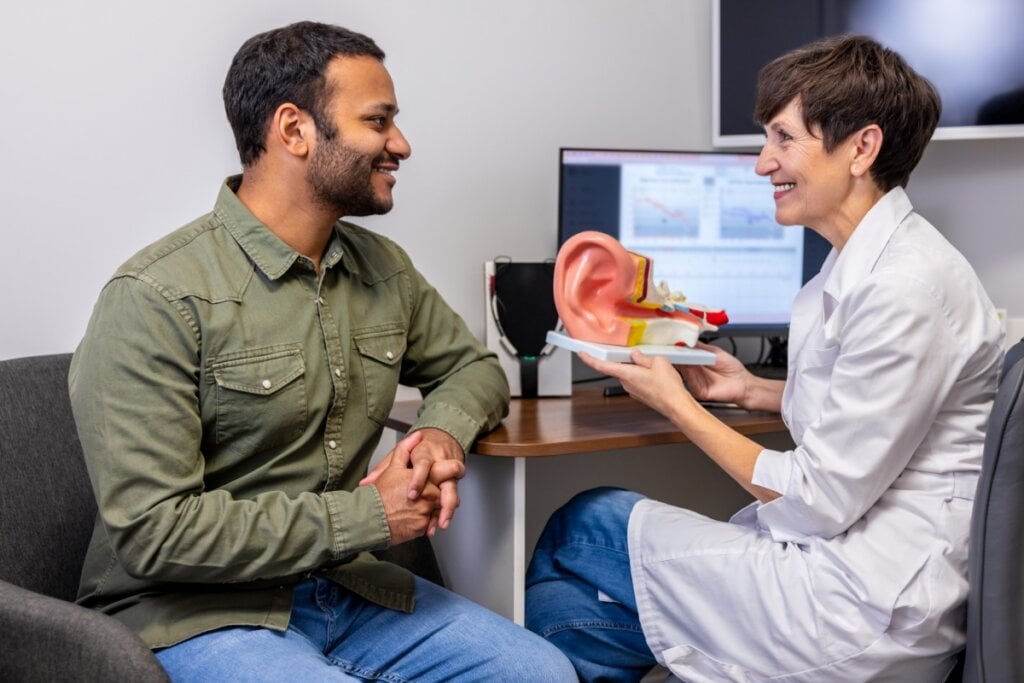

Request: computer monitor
left=557, top=147, right=831, bottom=338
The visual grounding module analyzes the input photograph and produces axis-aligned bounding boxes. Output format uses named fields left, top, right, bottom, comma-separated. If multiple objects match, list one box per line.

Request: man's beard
left=307, top=134, right=393, bottom=217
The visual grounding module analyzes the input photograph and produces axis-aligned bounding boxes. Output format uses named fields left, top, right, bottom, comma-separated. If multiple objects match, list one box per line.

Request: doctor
left=525, top=35, right=1004, bottom=681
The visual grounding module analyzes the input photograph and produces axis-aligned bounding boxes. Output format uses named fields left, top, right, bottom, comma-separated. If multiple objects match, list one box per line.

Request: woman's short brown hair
left=754, top=35, right=941, bottom=191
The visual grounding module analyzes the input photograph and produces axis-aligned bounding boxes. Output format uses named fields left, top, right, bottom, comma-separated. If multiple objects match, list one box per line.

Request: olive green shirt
left=69, top=177, right=509, bottom=648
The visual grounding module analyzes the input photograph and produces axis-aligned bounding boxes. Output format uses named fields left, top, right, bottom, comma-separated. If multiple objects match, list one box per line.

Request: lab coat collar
left=821, top=187, right=914, bottom=322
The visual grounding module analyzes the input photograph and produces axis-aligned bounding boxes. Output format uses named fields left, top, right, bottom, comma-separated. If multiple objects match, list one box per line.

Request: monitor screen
left=712, top=0, right=1024, bottom=146
left=557, top=148, right=831, bottom=337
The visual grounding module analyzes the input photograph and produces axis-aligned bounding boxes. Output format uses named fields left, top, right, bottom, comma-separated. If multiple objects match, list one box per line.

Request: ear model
left=553, top=231, right=726, bottom=348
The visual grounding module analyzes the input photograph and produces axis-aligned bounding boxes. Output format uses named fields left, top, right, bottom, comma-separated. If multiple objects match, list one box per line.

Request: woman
left=525, top=35, right=1004, bottom=681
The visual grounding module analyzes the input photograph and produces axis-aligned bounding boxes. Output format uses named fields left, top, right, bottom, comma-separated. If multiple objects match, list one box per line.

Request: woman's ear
left=850, top=124, right=883, bottom=178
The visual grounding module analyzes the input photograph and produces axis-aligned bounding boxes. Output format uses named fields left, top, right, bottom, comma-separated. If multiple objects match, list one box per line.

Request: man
left=70, top=21, right=574, bottom=681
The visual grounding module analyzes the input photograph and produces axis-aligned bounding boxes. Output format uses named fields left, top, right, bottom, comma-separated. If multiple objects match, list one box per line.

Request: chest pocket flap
left=353, top=327, right=406, bottom=424
left=209, top=346, right=307, bottom=449
left=212, top=347, right=305, bottom=395
left=353, top=328, right=407, bottom=367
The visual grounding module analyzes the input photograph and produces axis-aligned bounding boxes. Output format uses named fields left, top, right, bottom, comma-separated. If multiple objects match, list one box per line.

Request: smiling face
left=754, top=97, right=858, bottom=236
left=307, top=55, right=411, bottom=216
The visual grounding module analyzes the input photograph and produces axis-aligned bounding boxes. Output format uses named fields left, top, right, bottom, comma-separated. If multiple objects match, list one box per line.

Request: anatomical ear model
left=553, top=231, right=728, bottom=348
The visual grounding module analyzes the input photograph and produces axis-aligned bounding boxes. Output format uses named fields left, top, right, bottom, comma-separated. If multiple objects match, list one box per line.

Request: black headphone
left=489, top=257, right=561, bottom=398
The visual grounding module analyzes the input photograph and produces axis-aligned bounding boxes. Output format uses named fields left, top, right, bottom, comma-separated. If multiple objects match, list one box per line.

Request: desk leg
left=428, top=453, right=526, bottom=625
left=512, top=456, right=525, bottom=624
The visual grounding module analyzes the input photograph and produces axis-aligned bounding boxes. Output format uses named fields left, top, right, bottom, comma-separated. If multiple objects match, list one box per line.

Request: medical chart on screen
left=617, top=162, right=805, bottom=325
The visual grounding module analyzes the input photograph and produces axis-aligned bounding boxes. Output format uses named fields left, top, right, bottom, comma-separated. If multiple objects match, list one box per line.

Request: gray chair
left=0, top=353, right=443, bottom=681
left=961, top=338, right=1024, bottom=682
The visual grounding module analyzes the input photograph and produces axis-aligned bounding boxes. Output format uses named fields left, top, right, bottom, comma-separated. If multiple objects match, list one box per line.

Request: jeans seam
left=540, top=619, right=644, bottom=638
left=547, top=539, right=631, bottom=555
left=325, top=654, right=412, bottom=683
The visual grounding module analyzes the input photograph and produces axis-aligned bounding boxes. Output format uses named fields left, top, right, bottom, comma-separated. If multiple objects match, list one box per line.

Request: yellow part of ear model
left=626, top=320, right=647, bottom=346
left=628, top=252, right=652, bottom=303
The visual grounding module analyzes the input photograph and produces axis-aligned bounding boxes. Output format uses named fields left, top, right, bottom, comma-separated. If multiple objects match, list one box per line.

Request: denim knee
left=548, top=487, right=644, bottom=535
left=562, top=486, right=645, bottom=517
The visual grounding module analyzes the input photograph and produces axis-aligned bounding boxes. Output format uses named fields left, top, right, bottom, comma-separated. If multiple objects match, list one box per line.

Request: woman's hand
left=679, top=342, right=752, bottom=405
left=579, top=350, right=697, bottom=421
left=579, top=347, right=781, bottom=503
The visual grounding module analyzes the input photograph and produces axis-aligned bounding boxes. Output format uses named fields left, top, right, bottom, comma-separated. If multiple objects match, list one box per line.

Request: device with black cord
left=484, top=259, right=571, bottom=398
left=557, top=147, right=831, bottom=375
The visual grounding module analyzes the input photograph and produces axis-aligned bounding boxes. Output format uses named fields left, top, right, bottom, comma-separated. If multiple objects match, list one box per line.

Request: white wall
left=2, top=0, right=1022, bottom=361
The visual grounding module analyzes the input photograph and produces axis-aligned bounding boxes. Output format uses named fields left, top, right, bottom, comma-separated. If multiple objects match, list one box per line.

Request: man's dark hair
left=223, top=21, right=385, bottom=167
left=754, top=34, right=940, bottom=191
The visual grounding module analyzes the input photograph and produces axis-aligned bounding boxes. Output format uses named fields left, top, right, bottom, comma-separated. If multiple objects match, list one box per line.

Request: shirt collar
left=213, top=175, right=345, bottom=280
left=820, top=186, right=913, bottom=321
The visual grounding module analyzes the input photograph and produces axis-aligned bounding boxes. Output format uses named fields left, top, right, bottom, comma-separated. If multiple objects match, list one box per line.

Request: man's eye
left=370, top=116, right=387, bottom=127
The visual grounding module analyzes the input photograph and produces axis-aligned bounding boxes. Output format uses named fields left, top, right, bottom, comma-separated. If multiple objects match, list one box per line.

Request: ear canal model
left=553, top=231, right=728, bottom=348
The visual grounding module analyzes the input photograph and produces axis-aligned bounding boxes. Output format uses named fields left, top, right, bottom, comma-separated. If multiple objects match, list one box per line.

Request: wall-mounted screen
left=558, top=148, right=831, bottom=338
left=712, top=0, right=1024, bottom=147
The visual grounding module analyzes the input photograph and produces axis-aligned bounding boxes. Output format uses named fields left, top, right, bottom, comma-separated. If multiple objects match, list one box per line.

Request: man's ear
left=269, top=103, right=316, bottom=159
left=850, top=123, right=883, bottom=178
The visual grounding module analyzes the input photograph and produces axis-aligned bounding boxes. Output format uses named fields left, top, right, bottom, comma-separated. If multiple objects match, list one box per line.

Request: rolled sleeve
left=752, top=274, right=961, bottom=541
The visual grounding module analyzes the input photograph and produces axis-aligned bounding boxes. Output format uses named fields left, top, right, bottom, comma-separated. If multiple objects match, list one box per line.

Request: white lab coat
left=628, top=188, right=1004, bottom=682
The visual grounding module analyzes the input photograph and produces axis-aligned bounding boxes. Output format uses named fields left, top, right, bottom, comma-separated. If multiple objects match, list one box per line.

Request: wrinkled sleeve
left=70, top=276, right=389, bottom=583
left=751, top=273, right=963, bottom=542
left=395, top=253, right=510, bottom=451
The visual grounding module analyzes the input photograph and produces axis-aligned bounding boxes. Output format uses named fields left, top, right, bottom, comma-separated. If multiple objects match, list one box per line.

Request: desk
left=386, top=385, right=788, bottom=624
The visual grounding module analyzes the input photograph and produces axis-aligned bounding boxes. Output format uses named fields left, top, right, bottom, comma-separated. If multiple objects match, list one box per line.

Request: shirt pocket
left=210, top=345, right=307, bottom=451
left=352, top=325, right=406, bottom=424
left=788, top=344, right=840, bottom=438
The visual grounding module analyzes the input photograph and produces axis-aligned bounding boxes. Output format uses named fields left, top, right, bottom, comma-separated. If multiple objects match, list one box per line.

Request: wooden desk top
left=386, top=384, right=786, bottom=457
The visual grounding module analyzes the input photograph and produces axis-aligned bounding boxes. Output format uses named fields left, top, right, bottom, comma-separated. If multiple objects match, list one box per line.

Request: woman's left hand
left=579, top=350, right=696, bottom=421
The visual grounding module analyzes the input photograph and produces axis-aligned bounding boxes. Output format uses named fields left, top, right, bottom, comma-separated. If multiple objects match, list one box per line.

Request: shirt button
left=385, top=351, right=394, bottom=360
left=328, top=440, right=337, bottom=449
left=261, top=379, right=272, bottom=389
left=334, top=368, right=342, bottom=377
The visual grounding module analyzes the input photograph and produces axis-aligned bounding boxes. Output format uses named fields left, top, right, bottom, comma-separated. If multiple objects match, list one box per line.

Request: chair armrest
left=0, top=579, right=168, bottom=682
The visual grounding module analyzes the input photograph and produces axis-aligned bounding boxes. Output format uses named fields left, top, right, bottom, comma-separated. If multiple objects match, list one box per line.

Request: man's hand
left=361, top=428, right=465, bottom=536
left=368, top=431, right=443, bottom=544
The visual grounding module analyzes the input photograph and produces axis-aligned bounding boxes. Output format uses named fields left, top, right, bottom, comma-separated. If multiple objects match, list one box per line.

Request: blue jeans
left=526, top=487, right=656, bottom=682
left=156, top=574, right=575, bottom=682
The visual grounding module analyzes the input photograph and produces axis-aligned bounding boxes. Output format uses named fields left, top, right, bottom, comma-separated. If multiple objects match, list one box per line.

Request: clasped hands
left=359, top=427, right=465, bottom=545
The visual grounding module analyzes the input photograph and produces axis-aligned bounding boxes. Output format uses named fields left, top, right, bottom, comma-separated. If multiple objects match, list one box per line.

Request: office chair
left=0, top=353, right=443, bottom=681
left=961, top=338, right=1024, bottom=682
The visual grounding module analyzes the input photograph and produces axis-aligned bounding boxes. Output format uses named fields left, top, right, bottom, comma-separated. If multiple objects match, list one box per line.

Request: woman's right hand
left=678, top=342, right=756, bottom=406
left=681, top=342, right=785, bottom=413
